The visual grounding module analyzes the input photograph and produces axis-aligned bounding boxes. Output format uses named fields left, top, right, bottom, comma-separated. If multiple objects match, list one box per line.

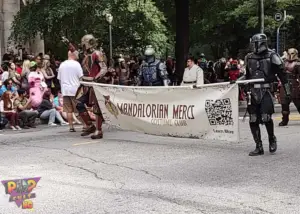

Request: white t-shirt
left=58, top=60, right=83, bottom=96
left=0, top=100, right=4, bottom=112
left=1, top=71, right=9, bottom=82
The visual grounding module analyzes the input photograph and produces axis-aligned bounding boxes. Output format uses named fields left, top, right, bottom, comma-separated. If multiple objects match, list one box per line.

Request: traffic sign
left=275, top=12, right=283, bottom=22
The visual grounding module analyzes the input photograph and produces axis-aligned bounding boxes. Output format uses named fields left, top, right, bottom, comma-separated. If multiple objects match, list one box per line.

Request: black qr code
left=205, top=98, right=234, bottom=126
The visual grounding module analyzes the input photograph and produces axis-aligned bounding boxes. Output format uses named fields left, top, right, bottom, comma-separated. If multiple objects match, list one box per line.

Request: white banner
left=83, top=82, right=240, bottom=142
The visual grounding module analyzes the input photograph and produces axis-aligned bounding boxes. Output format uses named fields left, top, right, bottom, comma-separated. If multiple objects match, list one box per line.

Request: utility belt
left=286, top=73, right=297, bottom=81
left=252, top=83, right=271, bottom=89
left=183, top=81, right=196, bottom=84
left=251, top=82, right=277, bottom=93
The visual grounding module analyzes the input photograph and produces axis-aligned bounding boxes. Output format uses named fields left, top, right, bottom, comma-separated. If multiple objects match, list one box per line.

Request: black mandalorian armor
left=245, top=33, right=291, bottom=157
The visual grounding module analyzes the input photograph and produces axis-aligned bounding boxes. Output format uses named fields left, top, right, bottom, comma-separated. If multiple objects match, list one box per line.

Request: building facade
left=0, top=0, right=44, bottom=62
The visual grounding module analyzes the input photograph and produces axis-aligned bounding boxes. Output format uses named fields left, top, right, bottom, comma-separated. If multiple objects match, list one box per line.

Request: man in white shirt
left=58, top=51, right=83, bottom=131
left=181, top=57, right=204, bottom=86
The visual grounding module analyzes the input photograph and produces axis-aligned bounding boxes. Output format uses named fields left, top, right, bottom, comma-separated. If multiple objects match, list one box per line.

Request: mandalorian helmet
left=220, top=58, right=227, bottom=64
left=81, top=34, right=97, bottom=51
left=287, top=48, right=298, bottom=61
left=250, top=33, right=268, bottom=54
left=144, top=45, right=155, bottom=63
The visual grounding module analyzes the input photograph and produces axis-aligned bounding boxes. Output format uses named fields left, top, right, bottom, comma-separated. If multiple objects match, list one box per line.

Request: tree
left=11, top=0, right=169, bottom=58
left=174, top=0, right=189, bottom=83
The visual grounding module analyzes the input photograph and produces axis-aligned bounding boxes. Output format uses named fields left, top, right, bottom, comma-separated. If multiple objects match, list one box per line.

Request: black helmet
left=250, top=33, right=268, bottom=54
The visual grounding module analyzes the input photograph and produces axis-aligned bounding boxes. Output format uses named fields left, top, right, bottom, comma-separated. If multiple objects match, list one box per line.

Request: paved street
left=0, top=113, right=300, bottom=214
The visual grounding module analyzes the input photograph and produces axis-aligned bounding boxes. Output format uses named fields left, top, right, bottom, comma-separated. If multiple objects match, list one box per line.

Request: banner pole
left=194, top=78, right=265, bottom=88
left=81, top=79, right=265, bottom=89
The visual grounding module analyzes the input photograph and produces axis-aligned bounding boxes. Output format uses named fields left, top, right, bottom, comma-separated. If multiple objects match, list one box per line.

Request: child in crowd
left=53, top=92, right=82, bottom=125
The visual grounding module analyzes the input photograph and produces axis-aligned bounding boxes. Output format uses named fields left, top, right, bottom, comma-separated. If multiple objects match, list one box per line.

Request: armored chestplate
left=284, top=61, right=300, bottom=81
left=141, top=60, right=162, bottom=86
left=246, top=51, right=276, bottom=83
left=81, top=51, right=102, bottom=78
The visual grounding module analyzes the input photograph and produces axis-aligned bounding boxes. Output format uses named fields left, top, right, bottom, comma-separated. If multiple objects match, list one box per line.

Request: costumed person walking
left=64, top=34, right=107, bottom=139
left=278, top=48, right=300, bottom=126
left=137, top=45, right=169, bottom=86
left=244, top=33, right=290, bottom=156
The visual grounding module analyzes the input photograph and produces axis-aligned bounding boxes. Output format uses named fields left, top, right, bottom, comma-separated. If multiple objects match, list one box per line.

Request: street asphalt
left=0, top=112, right=300, bottom=214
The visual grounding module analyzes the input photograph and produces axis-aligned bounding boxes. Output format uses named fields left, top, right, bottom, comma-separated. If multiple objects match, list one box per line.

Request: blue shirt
left=0, top=85, right=16, bottom=96
left=53, top=97, right=59, bottom=107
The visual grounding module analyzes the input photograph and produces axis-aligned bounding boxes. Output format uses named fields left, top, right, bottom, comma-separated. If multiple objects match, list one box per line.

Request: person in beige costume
left=181, top=56, right=204, bottom=86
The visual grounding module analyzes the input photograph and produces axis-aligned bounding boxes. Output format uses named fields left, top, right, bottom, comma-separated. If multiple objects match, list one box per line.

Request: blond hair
left=22, top=60, right=31, bottom=77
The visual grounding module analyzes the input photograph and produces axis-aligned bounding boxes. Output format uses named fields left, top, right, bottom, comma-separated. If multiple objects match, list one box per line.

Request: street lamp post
left=106, top=14, right=113, bottom=60
left=259, top=0, right=264, bottom=33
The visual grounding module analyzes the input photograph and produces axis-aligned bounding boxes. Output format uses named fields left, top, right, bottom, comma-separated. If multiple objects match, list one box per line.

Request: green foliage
left=11, top=0, right=300, bottom=60
left=11, top=0, right=169, bottom=58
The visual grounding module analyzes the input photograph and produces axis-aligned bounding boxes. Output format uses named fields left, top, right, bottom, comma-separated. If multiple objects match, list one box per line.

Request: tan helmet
left=287, top=48, right=298, bottom=61
left=81, top=34, right=98, bottom=50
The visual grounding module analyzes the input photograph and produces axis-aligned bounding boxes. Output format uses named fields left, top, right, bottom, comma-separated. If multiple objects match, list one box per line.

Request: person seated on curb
left=0, top=97, right=8, bottom=131
left=14, top=89, right=38, bottom=129
left=0, top=91, right=22, bottom=130
left=37, top=90, right=68, bottom=126
left=0, top=79, right=17, bottom=96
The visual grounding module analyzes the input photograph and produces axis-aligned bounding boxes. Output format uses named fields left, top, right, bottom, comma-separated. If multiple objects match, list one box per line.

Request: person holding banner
left=181, top=56, right=204, bottom=87
left=245, top=33, right=291, bottom=156
left=64, top=34, right=107, bottom=139
left=137, top=45, right=169, bottom=87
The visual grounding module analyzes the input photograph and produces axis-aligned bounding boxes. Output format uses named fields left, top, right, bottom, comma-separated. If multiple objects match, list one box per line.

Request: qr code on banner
left=205, top=98, right=234, bottom=126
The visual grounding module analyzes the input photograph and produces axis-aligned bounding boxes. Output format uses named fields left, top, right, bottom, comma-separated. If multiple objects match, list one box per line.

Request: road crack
left=63, top=148, right=162, bottom=181
left=64, top=163, right=105, bottom=181
left=62, top=162, right=125, bottom=189
left=6, top=141, right=162, bottom=181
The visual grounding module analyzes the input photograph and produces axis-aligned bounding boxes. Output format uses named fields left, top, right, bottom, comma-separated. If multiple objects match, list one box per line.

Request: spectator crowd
left=0, top=48, right=246, bottom=132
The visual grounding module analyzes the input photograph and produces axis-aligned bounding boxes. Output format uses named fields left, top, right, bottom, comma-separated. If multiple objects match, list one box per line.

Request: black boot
left=249, top=123, right=264, bottom=156
left=269, top=136, right=277, bottom=153
left=249, top=142, right=264, bottom=156
left=279, top=111, right=289, bottom=126
left=265, top=119, right=277, bottom=153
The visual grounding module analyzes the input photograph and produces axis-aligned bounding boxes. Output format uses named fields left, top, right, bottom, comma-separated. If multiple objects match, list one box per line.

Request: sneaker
left=10, top=126, right=17, bottom=131
left=48, top=123, right=57, bottom=126
left=15, top=126, right=23, bottom=130
left=61, top=122, right=69, bottom=126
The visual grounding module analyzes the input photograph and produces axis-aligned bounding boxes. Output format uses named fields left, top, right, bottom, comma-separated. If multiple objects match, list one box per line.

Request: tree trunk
left=175, top=0, right=189, bottom=84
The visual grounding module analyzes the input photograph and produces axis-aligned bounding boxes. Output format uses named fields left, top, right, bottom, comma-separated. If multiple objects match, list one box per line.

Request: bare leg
left=67, top=113, right=74, bottom=129
left=91, top=115, right=103, bottom=139
left=73, top=113, right=82, bottom=124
